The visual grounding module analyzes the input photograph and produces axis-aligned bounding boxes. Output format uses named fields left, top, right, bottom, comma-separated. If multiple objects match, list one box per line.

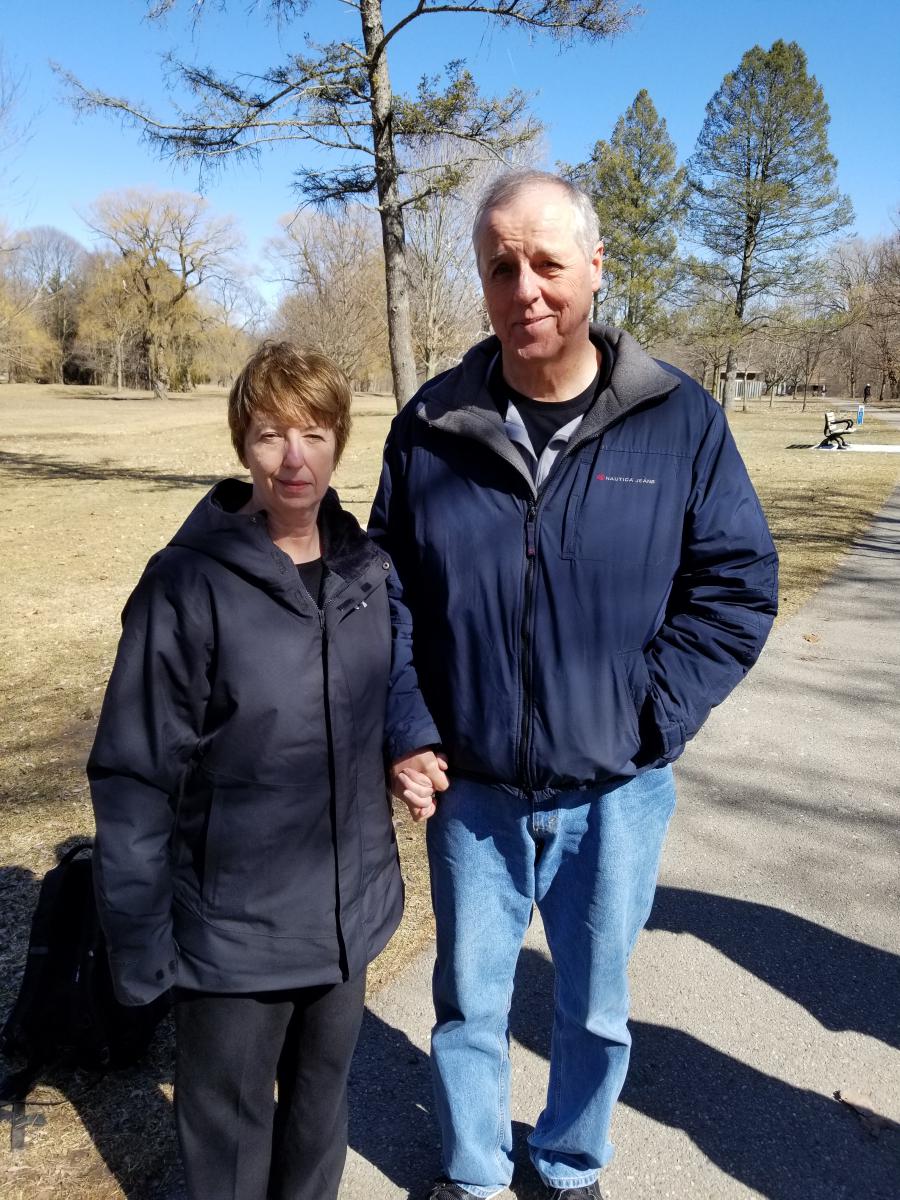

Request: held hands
left=390, top=748, right=450, bottom=822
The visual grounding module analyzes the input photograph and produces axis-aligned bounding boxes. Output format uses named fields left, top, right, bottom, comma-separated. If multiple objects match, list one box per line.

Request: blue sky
left=3, top=0, right=898, bottom=298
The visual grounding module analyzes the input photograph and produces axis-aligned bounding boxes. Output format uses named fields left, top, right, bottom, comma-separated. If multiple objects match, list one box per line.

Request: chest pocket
left=561, top=446, right=689, bottom=565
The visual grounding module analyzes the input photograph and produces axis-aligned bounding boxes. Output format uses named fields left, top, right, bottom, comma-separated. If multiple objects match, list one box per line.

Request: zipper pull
left=525, top=502, right=537, bottom=558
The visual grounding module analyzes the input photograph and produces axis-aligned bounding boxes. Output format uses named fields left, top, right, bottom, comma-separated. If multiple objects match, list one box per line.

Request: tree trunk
left=722, top=345, right=738, bottom=412
left=148, top=336, right=169, bottom=401
left=361, top=0, right=418, bottom=411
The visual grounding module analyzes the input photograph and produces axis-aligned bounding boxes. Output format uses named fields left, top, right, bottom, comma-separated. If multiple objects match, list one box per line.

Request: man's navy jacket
left=370, top=326, right=779, bottom=791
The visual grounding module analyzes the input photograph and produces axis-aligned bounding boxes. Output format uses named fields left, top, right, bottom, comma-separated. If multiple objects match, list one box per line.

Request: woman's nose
left=282, top=433, right=306, bottom=467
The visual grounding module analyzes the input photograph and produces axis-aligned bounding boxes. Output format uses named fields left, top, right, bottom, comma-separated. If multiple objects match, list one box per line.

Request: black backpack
left=0, top=842, right=169, bottom=1102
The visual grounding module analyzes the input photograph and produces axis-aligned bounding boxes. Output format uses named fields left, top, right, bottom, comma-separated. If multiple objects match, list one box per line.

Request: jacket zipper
left=515, top=433, right=605, bottom=788
left=517, top=499, right=538, bottom=786
left=318, top=601, right=351, bottom=980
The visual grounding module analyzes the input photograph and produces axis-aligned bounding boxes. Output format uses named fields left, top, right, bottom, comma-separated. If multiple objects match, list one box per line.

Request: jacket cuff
left=385, top=718, right=442, bottom=764
left=107, top=941, right=178, bottom=1007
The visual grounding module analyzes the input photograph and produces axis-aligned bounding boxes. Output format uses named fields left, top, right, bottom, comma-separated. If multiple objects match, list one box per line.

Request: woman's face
left=243, top=413, right=337, bottom=526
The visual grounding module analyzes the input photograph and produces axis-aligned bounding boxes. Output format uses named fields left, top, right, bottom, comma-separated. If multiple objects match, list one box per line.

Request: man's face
left=476, top=184, right=603, bottom=368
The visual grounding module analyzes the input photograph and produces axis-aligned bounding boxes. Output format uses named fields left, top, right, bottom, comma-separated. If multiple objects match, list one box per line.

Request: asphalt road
left=342, top=484, right=900, bottom=1200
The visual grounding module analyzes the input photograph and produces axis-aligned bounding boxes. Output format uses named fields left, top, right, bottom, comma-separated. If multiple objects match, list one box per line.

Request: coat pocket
left=615, top=648, right=651, bottom=751
left=562, top=448, right=687, bottom=565
left=201, top=774, right=337, bottom=933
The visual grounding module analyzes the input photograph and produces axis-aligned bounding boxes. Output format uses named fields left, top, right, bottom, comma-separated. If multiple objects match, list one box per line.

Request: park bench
left=821, top=410, right=856, bottom=449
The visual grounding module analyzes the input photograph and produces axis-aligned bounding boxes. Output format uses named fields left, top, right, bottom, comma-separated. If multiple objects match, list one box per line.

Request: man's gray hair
left=472, top=170, right=601, bottom=263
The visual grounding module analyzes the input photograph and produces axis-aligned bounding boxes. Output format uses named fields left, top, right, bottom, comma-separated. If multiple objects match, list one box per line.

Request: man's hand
left=390, top=748, right=450, bottom=822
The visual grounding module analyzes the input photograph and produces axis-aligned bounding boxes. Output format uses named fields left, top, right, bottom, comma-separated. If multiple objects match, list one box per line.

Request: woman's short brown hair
left=228, top=341, right=353, bottom=466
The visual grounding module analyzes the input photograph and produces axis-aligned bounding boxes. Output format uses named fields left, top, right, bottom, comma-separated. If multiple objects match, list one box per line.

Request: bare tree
left=0, top=239, right=54, bottom=381
left=76, top=251, right=148, bottom=388
left=404, top=137, right=537, bottom=378
left=825, top=239, right=874, bottom=399
left=268, top=208, right=389, bottom=386
left=60, top=0, right=634, bottom=407
left=15, top=227, right=87, bottom=382
left=201, top=276, right=266, bottom=385
left=867, top=227, right=900, bottom=400
left=0, top=46, right=31, bottom=210
left=84, top=188, right=240, bottom=398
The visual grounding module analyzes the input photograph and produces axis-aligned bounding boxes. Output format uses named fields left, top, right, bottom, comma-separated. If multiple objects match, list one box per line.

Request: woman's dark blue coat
left=88, top=481, right=438, bottom=1005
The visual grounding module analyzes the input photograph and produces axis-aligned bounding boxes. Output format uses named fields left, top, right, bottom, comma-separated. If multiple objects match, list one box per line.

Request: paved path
left=342, top=486, right=900, bottom=1200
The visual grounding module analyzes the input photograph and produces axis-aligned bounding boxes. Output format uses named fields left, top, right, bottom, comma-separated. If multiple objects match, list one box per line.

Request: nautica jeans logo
left=595, top=474, right=657, bottom=485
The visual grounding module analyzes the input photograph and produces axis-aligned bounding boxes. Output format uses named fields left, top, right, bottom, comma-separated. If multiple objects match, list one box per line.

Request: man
left=372, top=171, right=778, bottom=1200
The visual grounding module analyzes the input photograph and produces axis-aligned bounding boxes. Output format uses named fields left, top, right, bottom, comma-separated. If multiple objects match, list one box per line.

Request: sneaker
left=546, top=1184, right=604, bottom=1200
left=428, top=1181, right=481, bottom=1200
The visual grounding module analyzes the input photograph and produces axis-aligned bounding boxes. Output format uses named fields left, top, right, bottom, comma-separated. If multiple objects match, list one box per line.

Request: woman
left=88, top=342, right=441, bottom=1200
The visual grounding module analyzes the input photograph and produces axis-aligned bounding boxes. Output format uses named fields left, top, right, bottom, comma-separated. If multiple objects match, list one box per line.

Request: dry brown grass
left=1, top=384, right=897, bottom=1196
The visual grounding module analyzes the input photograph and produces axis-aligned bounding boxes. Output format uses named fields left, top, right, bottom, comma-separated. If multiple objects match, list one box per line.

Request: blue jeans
left=426, top=767, right=676, bottom=1197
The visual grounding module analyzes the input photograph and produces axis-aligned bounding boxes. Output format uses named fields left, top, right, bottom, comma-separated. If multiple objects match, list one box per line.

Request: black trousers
left=174, top=973, right=366, bottom=1200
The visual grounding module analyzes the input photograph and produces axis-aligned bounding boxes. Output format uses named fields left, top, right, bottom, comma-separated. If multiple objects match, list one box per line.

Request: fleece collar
left=417, top=324, right=680, bottom=491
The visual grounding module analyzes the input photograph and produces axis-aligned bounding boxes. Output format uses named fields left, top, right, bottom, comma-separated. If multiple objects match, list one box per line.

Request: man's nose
left=513, top=265, right=540, bottom=304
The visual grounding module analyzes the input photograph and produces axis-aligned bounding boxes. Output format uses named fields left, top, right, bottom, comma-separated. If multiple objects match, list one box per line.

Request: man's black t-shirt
left=489, top=334, right=616, bottom=460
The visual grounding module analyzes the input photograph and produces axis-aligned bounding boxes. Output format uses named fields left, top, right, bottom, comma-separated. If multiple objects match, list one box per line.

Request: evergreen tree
left=688, top=39, right=852, bottom=411
left=572, top=89, right=688, bottom=347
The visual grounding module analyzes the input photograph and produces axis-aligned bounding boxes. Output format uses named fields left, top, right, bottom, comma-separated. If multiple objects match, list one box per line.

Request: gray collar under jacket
left=418, top=324, right=680, bottom=493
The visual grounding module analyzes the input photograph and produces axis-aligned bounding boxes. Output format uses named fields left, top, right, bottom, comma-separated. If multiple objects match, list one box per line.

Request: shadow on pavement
left=348, top=1007, right=438, bottom=1197
left=648, top=887, right=900, bottom=1051
left=509, top=946, right=900, bottom=1200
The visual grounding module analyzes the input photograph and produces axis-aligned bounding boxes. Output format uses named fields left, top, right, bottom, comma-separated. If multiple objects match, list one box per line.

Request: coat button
left=382, top=561, right=390, bottom=571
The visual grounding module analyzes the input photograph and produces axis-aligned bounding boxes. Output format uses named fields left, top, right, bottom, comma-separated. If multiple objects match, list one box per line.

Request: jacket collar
left=417, top=324, right=680, bottom=488
left=170, top=482, right=386, bottom=619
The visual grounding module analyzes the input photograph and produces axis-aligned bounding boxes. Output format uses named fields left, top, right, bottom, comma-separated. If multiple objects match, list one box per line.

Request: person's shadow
left=6, top=864, right=900, bottom=1199
left=0, top=851, right=182, bottom=1200
left=508, top=946, right=900, bottom=1200
left=647, top=886, right=900, bottom=1050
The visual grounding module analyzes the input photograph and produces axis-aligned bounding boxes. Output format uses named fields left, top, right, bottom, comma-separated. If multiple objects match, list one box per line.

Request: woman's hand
left=390, top=748, right=449, bottom=822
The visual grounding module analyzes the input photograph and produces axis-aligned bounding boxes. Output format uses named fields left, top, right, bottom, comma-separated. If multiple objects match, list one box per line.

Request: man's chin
left=506, top=339, right=557, bottom=362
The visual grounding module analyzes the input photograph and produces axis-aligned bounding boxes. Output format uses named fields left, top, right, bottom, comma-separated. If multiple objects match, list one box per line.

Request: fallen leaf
left=835, top=1089, right=900, bottom=1137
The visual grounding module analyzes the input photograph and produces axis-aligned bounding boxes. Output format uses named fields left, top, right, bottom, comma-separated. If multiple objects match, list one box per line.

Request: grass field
left=1, top=383, right=898, bottom=1198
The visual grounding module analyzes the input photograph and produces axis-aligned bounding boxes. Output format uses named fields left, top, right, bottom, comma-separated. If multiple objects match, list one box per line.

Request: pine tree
left=688, top=40, right=852, bottom=411
left=572, top=89, right=688, bottom=347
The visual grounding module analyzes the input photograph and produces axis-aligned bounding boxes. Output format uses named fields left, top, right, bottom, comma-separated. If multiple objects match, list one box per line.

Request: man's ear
left=591, top=241, right=604, bottom=293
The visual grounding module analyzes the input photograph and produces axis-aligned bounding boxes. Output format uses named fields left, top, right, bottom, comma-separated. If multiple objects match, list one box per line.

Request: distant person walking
left=864, top=382, right=872, bottom=402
